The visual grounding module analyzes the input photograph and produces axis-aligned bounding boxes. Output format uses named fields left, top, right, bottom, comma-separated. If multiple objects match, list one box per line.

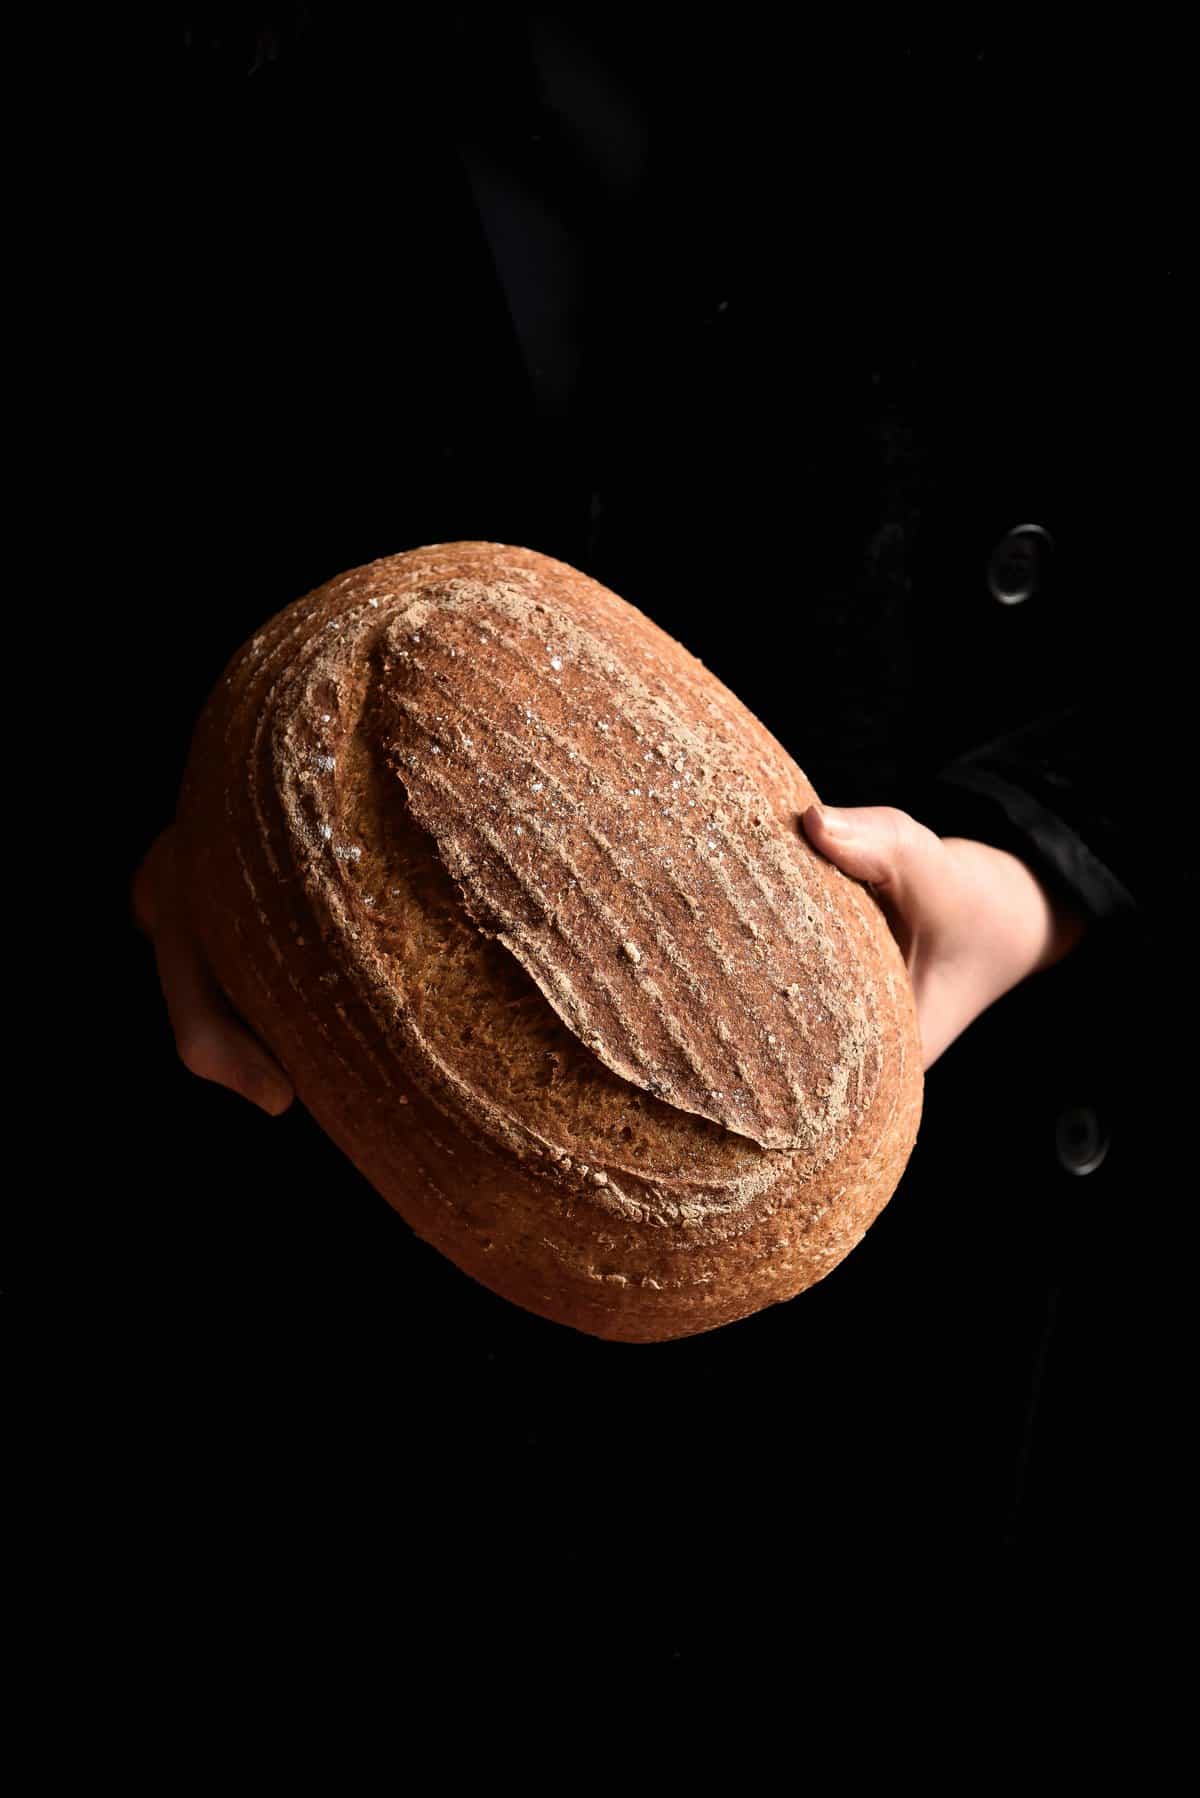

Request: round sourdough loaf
left=175, top=542, right=923, bottom=1341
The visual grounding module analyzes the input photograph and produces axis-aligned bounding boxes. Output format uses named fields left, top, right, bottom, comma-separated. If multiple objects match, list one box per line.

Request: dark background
left=47, top=5, right=1188, bottom=1639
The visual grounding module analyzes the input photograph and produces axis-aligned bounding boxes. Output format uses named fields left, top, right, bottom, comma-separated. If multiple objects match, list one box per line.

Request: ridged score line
left=389, top=702, right=813, bottom=1144
left=318, top=585, right=814, bottom=994
left=411, top=617, right=823, bottom=974
left=384, top=652, right=848, bottom=1144
left=386, top=694, right=751, bottom=1073
left=436, top=598, right=795, bottom=826
left=387, top=693, right=845, bottom=1150
left=391, top=751, right=739, bottom=1119
left=389, top=638, right=813, bottom=973
left=236, top=602, right=372, bottom=882
left=220, top=614, right=407, bottom=1104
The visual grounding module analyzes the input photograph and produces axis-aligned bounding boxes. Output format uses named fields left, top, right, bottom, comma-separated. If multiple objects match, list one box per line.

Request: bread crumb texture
left=175, top=543, right=923, bottom=1341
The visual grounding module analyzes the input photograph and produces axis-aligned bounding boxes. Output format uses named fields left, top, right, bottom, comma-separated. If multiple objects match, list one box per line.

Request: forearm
left=942, top=837, right=1089, bottom=995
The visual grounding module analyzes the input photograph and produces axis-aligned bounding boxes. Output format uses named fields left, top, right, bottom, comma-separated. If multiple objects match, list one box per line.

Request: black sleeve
left=897, top=656, right=1190, bottom=953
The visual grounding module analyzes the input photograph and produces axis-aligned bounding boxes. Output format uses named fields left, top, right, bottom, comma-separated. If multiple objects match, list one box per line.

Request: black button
left=987, top=522, right=1054, bottom=605
left=1055, top=1104, right=1111, bottom=1176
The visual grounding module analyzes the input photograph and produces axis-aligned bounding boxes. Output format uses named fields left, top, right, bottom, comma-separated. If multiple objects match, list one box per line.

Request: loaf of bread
left=174, top=542, right=923, bottom=1341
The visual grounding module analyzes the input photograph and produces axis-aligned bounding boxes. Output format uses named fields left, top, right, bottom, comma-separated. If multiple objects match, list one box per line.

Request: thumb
left=801, top=803, right=937, bottom=967
left=801, top=803, right=916, bottom=889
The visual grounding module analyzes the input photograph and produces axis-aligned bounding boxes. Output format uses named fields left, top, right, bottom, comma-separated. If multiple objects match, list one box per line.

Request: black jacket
left=111, top=8, right=1190, bottom=1608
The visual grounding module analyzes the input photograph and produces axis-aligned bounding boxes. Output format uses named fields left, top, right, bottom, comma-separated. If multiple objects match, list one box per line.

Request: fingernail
left=820, top=807, right=852, bottom=838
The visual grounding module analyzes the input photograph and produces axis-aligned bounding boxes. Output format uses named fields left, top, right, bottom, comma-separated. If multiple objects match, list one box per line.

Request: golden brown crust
left=175, top=542, right=923, bottom=1341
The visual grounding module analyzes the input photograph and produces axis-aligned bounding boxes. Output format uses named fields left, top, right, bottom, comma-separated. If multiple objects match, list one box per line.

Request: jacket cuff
left=901, top=763, right=1140, bottom=940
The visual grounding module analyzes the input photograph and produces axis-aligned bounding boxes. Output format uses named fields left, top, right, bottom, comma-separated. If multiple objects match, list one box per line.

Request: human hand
left=801, top=804, right=1089, bottom=1072
left=131, top=825, right=295, bottom=1116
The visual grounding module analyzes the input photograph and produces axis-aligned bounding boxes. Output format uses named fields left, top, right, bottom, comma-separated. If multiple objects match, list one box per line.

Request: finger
left=801, top=804, right=931, bottom=965
left=153, top=908, right=294, bottom=1116
left=131, top=826, right=176, bottom=937
left=801, top=804, right=917, bottom=889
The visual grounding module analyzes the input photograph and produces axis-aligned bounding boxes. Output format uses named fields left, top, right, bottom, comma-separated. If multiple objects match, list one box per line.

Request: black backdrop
left=53, top=5, right=1188, bottom=1639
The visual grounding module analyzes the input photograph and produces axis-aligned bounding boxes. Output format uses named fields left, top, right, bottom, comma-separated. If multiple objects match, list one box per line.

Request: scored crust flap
left=373, top=573, right=884, bottom=1155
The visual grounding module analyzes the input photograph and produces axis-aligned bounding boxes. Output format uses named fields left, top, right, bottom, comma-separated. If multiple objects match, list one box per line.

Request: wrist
left=943, top=836, right=1089, bottom=986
